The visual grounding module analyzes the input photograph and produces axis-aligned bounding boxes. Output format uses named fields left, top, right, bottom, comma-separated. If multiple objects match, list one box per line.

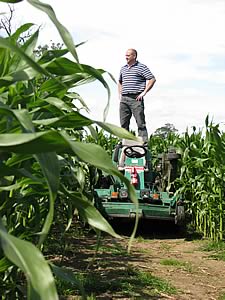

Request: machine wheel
left=175, top=205, right=185, bottom=225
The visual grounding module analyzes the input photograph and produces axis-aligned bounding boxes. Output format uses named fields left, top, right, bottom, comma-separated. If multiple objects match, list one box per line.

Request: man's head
left=125, top=48, right=137, bottom=65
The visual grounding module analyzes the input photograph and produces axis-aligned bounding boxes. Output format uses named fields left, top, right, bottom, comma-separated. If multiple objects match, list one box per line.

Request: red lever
left=131, top=167, right=138, bottom=186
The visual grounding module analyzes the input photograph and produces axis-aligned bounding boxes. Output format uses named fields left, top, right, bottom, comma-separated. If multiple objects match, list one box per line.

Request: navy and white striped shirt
left=119, top=61, right=154, bottom=95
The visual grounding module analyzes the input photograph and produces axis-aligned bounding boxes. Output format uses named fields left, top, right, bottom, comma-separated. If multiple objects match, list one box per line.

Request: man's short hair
left=128, top=48, right=138, bottom=58
left=132, top=49, right=137, bottom=57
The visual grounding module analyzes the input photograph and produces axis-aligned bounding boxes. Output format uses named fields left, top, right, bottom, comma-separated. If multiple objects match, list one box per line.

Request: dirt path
left=130, top=238, right=225, bottom=299
left=56, top=221, right=225, bottom=299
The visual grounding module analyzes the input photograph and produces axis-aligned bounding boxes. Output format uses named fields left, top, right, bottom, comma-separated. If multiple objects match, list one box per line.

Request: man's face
left=125, top=50, right=136, bottom=64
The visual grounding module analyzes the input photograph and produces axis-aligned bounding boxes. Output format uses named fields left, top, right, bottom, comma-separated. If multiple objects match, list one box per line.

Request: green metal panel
left=125, top=157, right=145, bottom=166
left=96, top=189, right=111, bottom=198
left=160, top=192, right=177, bottom=207
left=138, top=170, right=145, bottom=189
left=102, top=202, right=175, bottom=221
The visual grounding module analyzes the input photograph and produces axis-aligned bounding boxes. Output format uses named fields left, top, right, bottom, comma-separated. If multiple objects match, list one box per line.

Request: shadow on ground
left=109, top=218, right=187, bottom=239
left=54, top=236, right=173, bottom=299
left=49, top=221, right=178, bottom=299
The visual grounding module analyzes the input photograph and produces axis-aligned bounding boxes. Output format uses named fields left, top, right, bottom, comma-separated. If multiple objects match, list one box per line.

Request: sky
left=1, top=0, right=225, bottom=135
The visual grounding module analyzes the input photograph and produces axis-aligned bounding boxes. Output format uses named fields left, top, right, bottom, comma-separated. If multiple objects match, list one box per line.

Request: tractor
left=94, top=139, right=185, bottom=225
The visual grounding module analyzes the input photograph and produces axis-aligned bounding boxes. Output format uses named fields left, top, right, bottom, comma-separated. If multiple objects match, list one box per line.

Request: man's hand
left=136, top=78, right=156, bottom=101
left=136, top=92, right=145, bottom=101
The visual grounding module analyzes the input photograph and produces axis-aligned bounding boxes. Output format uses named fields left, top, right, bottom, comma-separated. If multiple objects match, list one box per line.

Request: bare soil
left=131, top=237, right=225, bottom=300
left=54, top=220, right=225, bottom=300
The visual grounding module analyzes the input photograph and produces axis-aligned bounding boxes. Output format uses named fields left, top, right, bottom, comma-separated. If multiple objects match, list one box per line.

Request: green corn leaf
left=21, top=29, right=39, bottom=54
left=0, top=0, right=23, bottom=2
left=205, top=115, right=209, bottom=127
left=50, top=263, right=85, bottom=297
left=0, top=130, right=138, bottom=205
left=0, top=130, right=137, bottom=207
left=0, top=163, right=27, bottom=178
left=0, top=37, right=49, bottom=76
left=66, top=92, right=90, bottom=112
left=38, top=48, right=69, bottom=64
left=10, top=23, right=34, bottom=42
left=50, top=263, right=82, bottom=285
left=60, top=185, right=120, bottom=239
left=81, top=64, right=112, bottom=121
left=45, top=57, right=83, bottom=75
left=0, top=183, right=22, bottom=191
left=0, top=47, right=10, bottom=76
left=33, top=112, right=93, bottom=128
left=6, top=153, right=33, bottom=167
left=39, top=74, right=86, bottom=94
left=34, top=152, right=59, bottom=199
left=9, top=27, right=39, bottom=74
left=35, top=96, right=74, bottom=113
left=0, top=67, right=38, bottom=85
left=63, top=137, right=119, bottom=174
left=0, top=107, right=60, bottom=247
left=87, top=124, right=98, bottom=140
left=0, top=129, right=138, bottom=249
left=0, top=220, right=58, bottom=300
left=27, top=0, right=79, bottom=62
left=0, top=106, right=35, bottom=132
left=34, top=152, right=60, bottom=247
left=0, top=257, right=12, bottom=272
left=37, top=41, right=85, bottom=64
left=0, top=131, right=68, bottom=153
left=61, top=133, right=139, bottom=251
left=96, top=121, right=139, bottom=141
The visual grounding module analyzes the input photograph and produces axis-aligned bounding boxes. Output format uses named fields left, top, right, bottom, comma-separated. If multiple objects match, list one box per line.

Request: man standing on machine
left=118, top=48, right=156, bottom=145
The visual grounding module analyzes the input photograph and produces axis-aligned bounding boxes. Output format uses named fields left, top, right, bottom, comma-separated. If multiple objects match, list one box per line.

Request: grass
left=201, top=240, right=225, bottom=261
left=135, top=236, right=153, bottom=243
left=87, top=242, right=129, bottom=257
left=136, top=247, right=153, bottom=254
left=218, top=293, right=225, bottom=300
left=160, top=258, right=193, bottom=272
left=160, top=242, right=172, bottom=251
left=56, top=265, right=177, bottom=298
left=208, top=251, right=225, bottom=261
left=201, top=240, right=225, bottom=252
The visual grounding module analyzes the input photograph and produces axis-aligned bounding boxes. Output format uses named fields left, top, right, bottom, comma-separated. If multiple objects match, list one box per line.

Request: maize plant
left=149, top=118, right=225, bottom=241
left=0, top=0, right=138, bottom=299
left=174, top=117, right=225, bottom=241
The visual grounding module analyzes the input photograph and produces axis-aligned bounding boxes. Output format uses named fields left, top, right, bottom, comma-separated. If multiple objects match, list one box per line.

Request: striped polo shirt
left=119, top=61, right=154, bottom=95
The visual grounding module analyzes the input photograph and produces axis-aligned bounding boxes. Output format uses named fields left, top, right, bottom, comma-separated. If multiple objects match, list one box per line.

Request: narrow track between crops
left=55, top=220, right=225, bottom=299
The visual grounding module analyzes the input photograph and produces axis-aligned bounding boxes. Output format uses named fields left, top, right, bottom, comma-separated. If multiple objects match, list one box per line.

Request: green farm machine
left=94, top=139, right=185, bottom=225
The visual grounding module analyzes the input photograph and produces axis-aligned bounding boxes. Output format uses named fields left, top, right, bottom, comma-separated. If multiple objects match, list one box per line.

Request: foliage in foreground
left=0, top=0, right=138, bottom=299
left=0, top=1, right=224, bottom=299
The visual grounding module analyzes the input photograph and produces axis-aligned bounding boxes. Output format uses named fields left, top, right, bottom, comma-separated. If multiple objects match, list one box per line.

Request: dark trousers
left=119, top=95, right=148, bottom=142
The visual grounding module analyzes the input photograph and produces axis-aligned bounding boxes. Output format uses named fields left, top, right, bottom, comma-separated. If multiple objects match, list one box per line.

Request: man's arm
left=118, top=81, right=122, bottom=99
left=136, top=78, right=156, bottom=101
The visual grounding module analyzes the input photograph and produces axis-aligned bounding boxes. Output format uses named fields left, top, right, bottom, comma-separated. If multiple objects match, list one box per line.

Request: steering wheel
left=124, top=145, right=147, bottom=158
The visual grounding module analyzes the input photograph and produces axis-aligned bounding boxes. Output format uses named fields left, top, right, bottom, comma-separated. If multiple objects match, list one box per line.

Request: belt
left=121, top=93, right=139, bottom=97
